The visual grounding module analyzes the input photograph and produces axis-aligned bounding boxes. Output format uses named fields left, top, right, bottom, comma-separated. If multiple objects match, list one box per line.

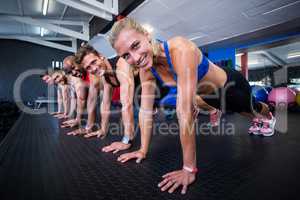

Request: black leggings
left=202, top=67, right=262, bottom=114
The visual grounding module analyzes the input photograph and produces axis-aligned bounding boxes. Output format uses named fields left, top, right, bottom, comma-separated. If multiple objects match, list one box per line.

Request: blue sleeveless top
left=150, top=41, right=210, bottom=107
left=150, top=41, right=209, bottom=83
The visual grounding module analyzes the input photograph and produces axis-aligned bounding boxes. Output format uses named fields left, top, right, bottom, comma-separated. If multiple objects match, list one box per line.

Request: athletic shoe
left=208, top=109, right=222, bottom=127
left=260, top=113, right=276, bottom=137
left=248, top=118, right=261, bottom=135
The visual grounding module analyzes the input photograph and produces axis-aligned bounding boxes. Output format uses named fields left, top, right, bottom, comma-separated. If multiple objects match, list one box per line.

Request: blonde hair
left=109, top=17, right=161, bottom=61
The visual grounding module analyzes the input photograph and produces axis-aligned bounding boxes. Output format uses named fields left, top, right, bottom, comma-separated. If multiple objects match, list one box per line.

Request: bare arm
left=116, top=58, right=135, bottom=140
left=173, top=38, right=199, bottom=169
left=57, top=86, right=63, bottom=113
left=138, top=70, right=156, bottom=155
left=158, top=37, right=199, bottom=194
left=100, top=78, right=112, bottom=134
left=75, top=80, right=87, bottom=122
left=86, top=74, right=100, bottom=129
left=68, top=87, right=77, bottom=117
left=62, top=85, right=70, bottom=116
left=117, top=68, right=156, bottom=162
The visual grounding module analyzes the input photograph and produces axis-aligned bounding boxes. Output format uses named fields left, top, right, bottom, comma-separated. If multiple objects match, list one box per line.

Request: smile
left=137, top=54, right=147, bottom=68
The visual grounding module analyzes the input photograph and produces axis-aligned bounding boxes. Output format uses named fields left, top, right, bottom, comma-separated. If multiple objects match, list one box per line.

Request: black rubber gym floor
left=0, top=111, right=300, bottom=200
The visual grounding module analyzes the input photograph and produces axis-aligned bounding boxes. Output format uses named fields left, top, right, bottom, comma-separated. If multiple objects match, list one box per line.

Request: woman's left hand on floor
left=158, top=169, right=196, bottom=195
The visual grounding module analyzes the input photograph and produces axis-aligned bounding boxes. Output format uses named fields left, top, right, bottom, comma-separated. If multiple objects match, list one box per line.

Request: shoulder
left=116, top=57, right=132, bottom=79
left=167, top=36, right=202, bottom=64
left=116, top=56, right=129, bottom=69
left=169, top=36, right=194, bottom=47
left=168, top=36, right=199, bottom=54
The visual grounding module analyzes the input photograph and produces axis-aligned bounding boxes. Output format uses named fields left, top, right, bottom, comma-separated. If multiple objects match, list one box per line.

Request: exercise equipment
left=251, top=85, right=269, bottom=102
left=268, top=87, right=296, bottom=107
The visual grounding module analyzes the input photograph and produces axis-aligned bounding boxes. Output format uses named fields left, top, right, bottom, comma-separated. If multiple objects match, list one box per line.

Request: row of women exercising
left=42, top=18, right=276, bottom=195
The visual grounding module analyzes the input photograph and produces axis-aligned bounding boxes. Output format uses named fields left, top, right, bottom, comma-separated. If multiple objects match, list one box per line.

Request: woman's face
left=114, top=28, right=153, bottom=70
left=82, top=53, right=106, bottom=76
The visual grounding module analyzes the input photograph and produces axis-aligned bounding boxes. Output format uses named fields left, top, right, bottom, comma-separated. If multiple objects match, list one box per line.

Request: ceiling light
left=190, top=35, right=205, bottom=41
left=287, top=52, right=300, bottom=59
left=42, top=0, right=49, bottom=16
left=142, top=24, right=154, bottom=34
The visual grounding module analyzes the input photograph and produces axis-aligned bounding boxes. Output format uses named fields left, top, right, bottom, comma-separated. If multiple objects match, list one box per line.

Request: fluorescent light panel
left=43, top=0, right=49, bottom=16
left=287, top=52, right=300, bottom=59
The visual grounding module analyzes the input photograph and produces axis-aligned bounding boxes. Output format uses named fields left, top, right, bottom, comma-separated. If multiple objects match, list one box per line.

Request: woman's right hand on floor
left=61, top=119, right=80, bottom=128
left=62, top=119, right=76, bottom=124
left=84, top=129, right=106, bottom=139
left=117, top=150, right=146, bottom=163
left=66, top=128, right=86, bottom=136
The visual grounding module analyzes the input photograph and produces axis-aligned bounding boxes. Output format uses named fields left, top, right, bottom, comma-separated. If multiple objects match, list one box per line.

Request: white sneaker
left=260, top=113, right=276, bottom=137
left=248, top=118, right=261, bottom=135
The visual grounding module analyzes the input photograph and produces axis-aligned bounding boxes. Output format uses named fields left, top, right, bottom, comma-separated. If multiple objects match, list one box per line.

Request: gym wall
left=207, top=47, right=236, bottom=69
left=0, top=39, right=70, bottom=102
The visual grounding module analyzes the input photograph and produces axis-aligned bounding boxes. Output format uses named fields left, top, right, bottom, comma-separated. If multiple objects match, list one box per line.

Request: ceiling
left=0, top=0, right=300, bottom=59
left=129, top=0, right=300, bottom=47
left=0, top=0, right=92, bottom=37
left=0, top=0, right=143, bottom=53
left=128, top=0, right=300, bottom=70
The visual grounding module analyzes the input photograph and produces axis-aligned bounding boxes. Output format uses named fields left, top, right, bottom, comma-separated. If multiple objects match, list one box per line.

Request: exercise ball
left=268, top=87, right=296, bottom=107
left=251, top=85, right=269, bottom=102
left=289, top=87, right=300, bottom=93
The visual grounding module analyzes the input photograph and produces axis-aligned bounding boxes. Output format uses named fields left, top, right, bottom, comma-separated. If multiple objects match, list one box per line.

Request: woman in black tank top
left=103, top=56, right=121, bottom=87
